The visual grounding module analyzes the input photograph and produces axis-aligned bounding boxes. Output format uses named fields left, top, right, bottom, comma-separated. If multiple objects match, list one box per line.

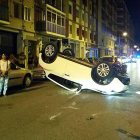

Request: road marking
left=50, top=112, right=61, bottom=120
left=62, top=106, right=80, bottom=110
left=69, top=94, right=78, bottom=99
left=136, top=91, right=140, bottom=95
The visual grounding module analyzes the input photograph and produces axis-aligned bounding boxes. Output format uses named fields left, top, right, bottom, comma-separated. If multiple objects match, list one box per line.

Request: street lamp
left=119, top=32, right=128, bottom=56
left=134, top=45, right=137, bottom=48
left=137, top=48, right=139, bottom=51
left=123, top=32, right=128, bottom=36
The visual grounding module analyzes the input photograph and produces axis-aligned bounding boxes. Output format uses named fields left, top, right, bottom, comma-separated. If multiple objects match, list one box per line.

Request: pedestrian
left=0, top=53, right=10, bottom=97
left=28, top=53, right=34, bottom=69
left=18, top=52, right=26, bottom=68
left=9, top=54, right=18, bottom=64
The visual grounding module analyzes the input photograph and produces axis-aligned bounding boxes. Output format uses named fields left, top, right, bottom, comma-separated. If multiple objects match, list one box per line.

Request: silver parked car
left=31, top=66, right=46, bottom=80
left=8, top=63, right=33, bottom=87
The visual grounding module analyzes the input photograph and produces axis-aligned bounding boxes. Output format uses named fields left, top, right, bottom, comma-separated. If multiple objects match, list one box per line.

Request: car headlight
left=132, top=58, right=136, bottom=61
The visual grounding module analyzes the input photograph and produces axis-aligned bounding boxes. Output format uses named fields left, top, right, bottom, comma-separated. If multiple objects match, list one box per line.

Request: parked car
left=120, top=56, right=130, bottom=63
left=98, top=56, right=127, bottom=73
left=129, top=55, right=137, bottom=63
left=8, top=63, right=33, bottom=87
left=39, top=43, right=130, bottom=94
left=87, top=57, right=98, bottom=65
left=98, top=56, right=121, bottom=64
left=31, top=66, right=46, bottom=80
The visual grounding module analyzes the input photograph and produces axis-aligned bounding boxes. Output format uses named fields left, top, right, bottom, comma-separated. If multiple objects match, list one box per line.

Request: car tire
left=23, top=75, right=32, bottom=88
left=63, top=48, right=75, bottom=57
left=95, top=61, right=113, bottom=80
left=42, top=43, right=58, bottom=62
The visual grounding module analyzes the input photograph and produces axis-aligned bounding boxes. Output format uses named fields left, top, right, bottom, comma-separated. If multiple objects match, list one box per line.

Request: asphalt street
left=0, top=61, right=140, bottom=140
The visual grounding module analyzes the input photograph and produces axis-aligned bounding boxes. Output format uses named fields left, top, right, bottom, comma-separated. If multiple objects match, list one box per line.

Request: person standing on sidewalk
left=0, top=53, right=10, bottom=97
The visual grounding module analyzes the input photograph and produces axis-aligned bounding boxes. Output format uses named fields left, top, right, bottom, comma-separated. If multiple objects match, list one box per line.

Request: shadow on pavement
left=6, top=80, right=48, bottom=96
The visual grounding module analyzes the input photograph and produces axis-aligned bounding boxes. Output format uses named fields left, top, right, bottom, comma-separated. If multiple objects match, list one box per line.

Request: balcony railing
left=0, top=5, right=9, bottom=21
left=36, top=21, right=65, bottom=36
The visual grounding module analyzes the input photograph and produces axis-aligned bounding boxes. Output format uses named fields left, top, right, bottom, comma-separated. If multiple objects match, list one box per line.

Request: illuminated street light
left=134, top=45, right=137, bottom=48
left=123, top=32, right=128, bottom=36
left=137, top=48, right=139, bottom=51
left=118, top=32, right=128, bottom=56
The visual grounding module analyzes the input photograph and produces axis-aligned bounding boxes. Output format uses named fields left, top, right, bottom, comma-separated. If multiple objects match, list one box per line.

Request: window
left=69, top=5, right=72, bottom=14
left=69, top=25, right=72, bottom=34
left=76, top=9, right=79, bottom=18
left=82, top=13, right=84, bottom=21
left=110, top=41, right=111, bottom=45
left=82, top=0, right=87, bottom=6
left=13, top=3, right=22, bottom=19
left=47, top=11, right=51, bottom=22
left=25, top=7, right=31, bottom=21
left=77, top=28, right=79, bottom=36
left=52, top=13, right=56, bottom=23
left=82, top=30, right=84, bottom=37
left=90, top=1, right=92, bottom=10
left=90, top=33, right=93, bottom=40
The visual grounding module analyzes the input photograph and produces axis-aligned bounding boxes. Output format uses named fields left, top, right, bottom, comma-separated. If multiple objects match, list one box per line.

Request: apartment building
left=34, top=0, right=65, bottom=53
left=97, top=0, right=117, bottom=57
left=0, top=0, right=38, bottom=68
left=64, top=0, right=98, bottom=58
left=35, top=0, right=98, bottom=58
left=116, top=0, right=134, bottom=56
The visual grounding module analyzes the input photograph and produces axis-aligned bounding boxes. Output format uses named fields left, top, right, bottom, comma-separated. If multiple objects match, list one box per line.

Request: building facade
left=64, top=0, right=98, bottom=58
left=97, top=0, right=117, bottom=57
left=116, top=0, right=134, bottom=56
left=0, top=0, right=135, bottom=69
left=34, top=0, right=98, bottom=58
left=0, top=0, right=39, bottom=68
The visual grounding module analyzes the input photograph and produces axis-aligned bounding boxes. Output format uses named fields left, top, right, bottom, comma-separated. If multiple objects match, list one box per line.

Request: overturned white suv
left=39, top=43, right=130, bottom=94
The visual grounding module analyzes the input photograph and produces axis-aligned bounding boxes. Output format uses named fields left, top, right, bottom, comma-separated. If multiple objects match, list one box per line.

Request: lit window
left=25, top=7, right=31, bottom=21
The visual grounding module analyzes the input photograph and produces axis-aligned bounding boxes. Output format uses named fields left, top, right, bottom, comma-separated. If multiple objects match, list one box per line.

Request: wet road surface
left=0, top=61, right=140, bottom=140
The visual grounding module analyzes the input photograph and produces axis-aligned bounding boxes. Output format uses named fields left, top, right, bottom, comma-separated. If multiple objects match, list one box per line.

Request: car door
left=8, top=63, right=24, bottom=87
left=64, top=60, right=91, bottom=84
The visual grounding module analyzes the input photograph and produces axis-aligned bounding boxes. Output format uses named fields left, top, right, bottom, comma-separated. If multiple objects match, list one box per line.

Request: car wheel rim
left=97, top=63, right=110, bottom=77
left=25, top=77, right=31, bottom=87
left=45, top=45, right=55, bottom=57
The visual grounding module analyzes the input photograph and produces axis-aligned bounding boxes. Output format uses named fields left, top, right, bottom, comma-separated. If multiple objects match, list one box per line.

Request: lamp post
left=119, top=32, right=128, bottom=56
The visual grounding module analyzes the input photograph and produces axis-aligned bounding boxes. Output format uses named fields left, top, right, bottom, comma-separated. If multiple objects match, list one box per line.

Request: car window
left=10, top=63, right=17, bottom=70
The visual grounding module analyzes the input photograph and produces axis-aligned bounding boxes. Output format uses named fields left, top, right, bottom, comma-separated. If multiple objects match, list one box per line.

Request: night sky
left=124, top=0, right=140, bottom=45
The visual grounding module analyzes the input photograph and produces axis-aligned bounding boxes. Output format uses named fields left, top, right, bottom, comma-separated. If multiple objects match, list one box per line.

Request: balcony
left=36, top=4, right=65, bottom=37
left=0, top=5, right=10, bottom=25
left=36, top=21, right=65, bottom=36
